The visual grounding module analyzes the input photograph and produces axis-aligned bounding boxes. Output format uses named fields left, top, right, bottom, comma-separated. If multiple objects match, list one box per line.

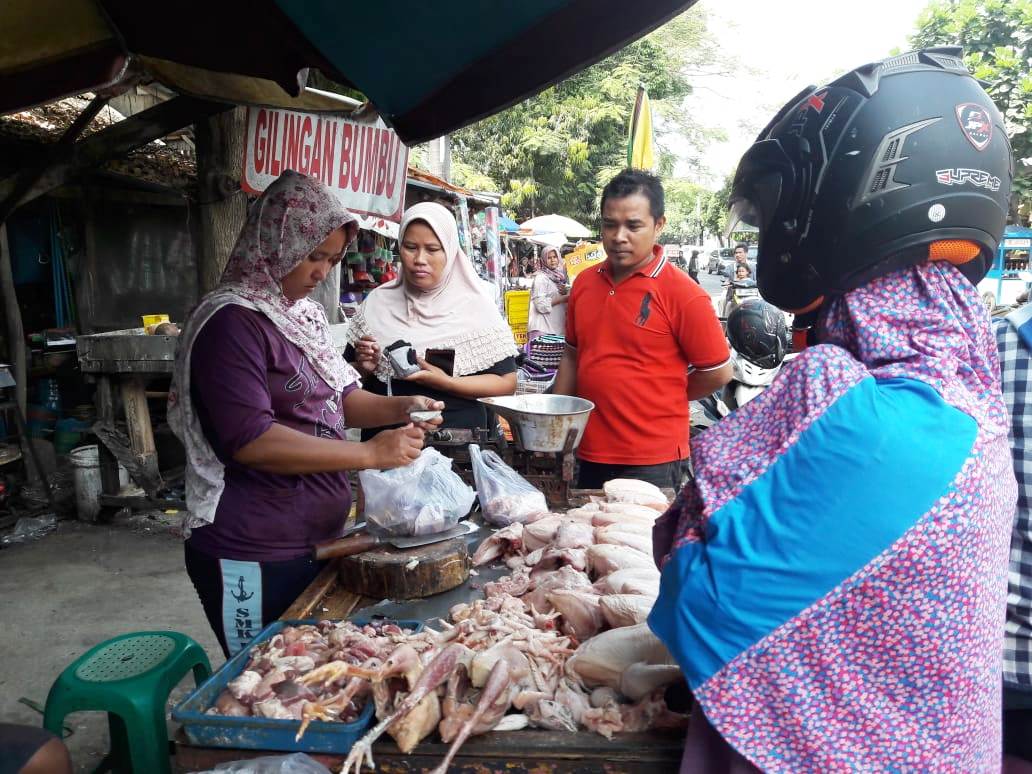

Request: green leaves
left=911, top=0, right=1032, bottom=221
left=451, top=9, right=719, bottom=225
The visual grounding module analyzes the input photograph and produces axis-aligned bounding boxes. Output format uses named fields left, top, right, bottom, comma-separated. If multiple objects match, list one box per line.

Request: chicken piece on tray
left=342, top=643, right=474, bottom=774
left=472, top=522, right=524, bottom=566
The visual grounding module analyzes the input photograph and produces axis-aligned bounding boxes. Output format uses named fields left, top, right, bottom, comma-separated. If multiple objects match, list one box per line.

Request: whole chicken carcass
left=522, top=515, right=562, bottom=552
left=563, top=505, right=600, bottom=523
left=553, top=519, right=596, bottom=550
left=590, top=511, right=658, bottom=531
left=598, top=502, right=663, bottom=520
left=594, top=526, right=652, bottom=555
left=546, top=589, right=604, bottom=640
left=567, top=623, right=681, bottom=701
left=603, top=479, right=668, bottom=510
left=586, top=543, right=655, bottom=577
left=593, top=567, right=660, bottom=596
left=521, top=565, right=593, bottom=613
left=599, top=594, right=655, bottom=628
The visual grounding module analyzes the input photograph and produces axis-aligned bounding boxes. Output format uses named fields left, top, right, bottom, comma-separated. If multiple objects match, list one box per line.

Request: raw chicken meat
left=522, top=515, right=562, bottom=551
left=553, top=519, right=595, bottom=550
left=599, top=594, right=654, bottom=628
left=472, top=522, right=524, bottom=566
left=546, top=589, right=604, bottom=640
left=619, top=690, right=690, bottom=732
left=604, top=479, right=669, bottom=510
left=521, top=565, right=593, bottom=614
left=594, top=568, right=661, bottom=596
left=598, top=502, right=663, bottom=520
left=586, top=543, right=656, bottom=576
left=590, top=511, right=658, bottom=530
left=594, top=527, right=652, bottom=555
left=567, top=622, right=680, bottom=700
left=484, top=492, right=548, bottom=526
left=210, top=620, right=416, bottom=733
left=564, top=505, right=600, bottom=523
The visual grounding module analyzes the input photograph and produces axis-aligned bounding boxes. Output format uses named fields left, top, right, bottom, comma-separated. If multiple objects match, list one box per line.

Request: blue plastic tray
left=172, top=617, right=422, bottom=753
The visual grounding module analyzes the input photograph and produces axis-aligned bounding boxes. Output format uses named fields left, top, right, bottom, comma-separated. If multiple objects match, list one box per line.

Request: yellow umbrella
left=627, top=85, right=655, bottom=170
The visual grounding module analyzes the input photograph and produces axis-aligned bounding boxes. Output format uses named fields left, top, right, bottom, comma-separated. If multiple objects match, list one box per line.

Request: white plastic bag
left=192, top=752, right=331, bottom=774
left=469, top=444, right=548, bottom=526
left=359, top=447, right=475, bottom=537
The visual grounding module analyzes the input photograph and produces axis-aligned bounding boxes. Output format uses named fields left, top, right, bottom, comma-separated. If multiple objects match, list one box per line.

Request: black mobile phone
left=424, top=348, right=456, bottom=376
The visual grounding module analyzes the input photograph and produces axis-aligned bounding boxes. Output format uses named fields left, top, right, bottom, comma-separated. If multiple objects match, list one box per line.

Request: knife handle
left=313, top=533, right=382, bottom=560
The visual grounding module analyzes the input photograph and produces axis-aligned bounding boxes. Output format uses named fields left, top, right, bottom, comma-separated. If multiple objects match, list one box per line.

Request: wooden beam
left=48, top=184, right=188, bottom=209
left=119, top=376, right=159, bottom=484
left=0, top=224, right=25, bottom=420
left=0, top=96, right=230, bottom=213
left=0, top=95, right=110, bottom=224
left=194, top=107, right=247, bottom=294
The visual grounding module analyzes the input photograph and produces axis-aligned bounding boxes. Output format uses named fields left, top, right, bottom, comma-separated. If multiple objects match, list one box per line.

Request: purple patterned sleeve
left=190, top=306, right=275, bottom=458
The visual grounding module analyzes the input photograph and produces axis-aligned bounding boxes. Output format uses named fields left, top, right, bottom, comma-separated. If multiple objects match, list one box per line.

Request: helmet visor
left=726, top=139, right=794, bottom=242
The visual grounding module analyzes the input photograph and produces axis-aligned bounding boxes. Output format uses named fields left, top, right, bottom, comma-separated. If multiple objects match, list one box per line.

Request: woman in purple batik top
left=168, top=170, right=443, bottom=657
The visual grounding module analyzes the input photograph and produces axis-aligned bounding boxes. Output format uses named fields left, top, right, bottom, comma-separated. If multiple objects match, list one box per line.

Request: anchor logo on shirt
left=231, top=576, right=254, bottom=602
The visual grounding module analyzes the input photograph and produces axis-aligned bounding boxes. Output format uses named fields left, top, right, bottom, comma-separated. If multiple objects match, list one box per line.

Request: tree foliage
left=911, top=0, right=1032, bottom=221
left=661, top=179, right=710, bottom=243
left=450, top=10, right=727, bottom=226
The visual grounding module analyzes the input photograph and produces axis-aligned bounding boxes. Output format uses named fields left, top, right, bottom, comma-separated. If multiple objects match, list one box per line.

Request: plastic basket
left=172, top=617, right=422, bottom=753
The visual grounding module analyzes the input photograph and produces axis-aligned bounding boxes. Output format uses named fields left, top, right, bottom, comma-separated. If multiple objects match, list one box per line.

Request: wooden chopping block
left=336, top=537, right=470, bottom=599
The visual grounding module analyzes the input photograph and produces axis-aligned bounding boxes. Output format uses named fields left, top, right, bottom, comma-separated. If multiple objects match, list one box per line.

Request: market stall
left=170, top=398, right=688, bottom=773
left=979, top=225, right=1032, bottom=306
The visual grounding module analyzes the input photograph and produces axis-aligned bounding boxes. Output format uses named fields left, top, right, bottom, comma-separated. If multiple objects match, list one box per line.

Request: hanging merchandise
left=455, top=196, right=473, bottom=258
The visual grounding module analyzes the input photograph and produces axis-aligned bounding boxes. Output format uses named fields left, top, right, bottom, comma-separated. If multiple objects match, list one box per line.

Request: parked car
left=720, top=245, right=758, bottom=276
left=707, top=247, right=734, bottom=274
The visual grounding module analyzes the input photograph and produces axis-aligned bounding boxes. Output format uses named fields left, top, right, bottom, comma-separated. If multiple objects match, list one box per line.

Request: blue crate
left=172, top=617, right=422, bottom=753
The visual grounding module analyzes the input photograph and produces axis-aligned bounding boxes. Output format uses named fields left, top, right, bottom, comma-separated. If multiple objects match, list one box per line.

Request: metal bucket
left=478, top=395, right=595, bottom=453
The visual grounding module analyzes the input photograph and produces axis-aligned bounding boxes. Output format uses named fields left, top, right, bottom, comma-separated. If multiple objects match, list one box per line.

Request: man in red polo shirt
left=554, top=169, right=731, bottom=489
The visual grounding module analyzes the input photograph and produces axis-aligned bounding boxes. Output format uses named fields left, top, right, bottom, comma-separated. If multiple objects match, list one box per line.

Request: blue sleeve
left=650, top=376, right=978, bottom=688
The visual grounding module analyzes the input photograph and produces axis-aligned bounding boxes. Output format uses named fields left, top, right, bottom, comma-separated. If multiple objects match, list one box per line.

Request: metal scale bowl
left=482, top=395, right=594, bottom=507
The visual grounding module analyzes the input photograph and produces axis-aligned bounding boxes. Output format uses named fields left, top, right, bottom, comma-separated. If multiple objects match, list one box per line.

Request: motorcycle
left=721, top=277, right=760, bottom=318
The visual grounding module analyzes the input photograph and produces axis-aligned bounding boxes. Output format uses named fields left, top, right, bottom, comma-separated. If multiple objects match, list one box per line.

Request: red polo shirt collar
left=598, top=244, right=667, bottom=282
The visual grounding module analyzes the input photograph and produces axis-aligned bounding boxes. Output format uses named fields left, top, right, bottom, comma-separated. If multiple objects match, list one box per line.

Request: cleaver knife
left=313, top=521, right=478, bottom=561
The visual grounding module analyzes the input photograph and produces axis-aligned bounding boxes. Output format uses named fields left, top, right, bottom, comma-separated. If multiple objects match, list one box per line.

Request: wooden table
left=76, top=328, right=175, bottom=504
left=173, top=493, right=686, bottom=772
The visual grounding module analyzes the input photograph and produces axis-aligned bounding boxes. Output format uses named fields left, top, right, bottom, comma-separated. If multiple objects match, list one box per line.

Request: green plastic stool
left=43, top=631, right=212, bottom=774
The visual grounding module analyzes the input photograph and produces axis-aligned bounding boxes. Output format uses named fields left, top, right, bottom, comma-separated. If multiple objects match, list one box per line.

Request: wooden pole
left=195, top=107, right=248, bottom=294
left=0, top=223, right=26, bottom=420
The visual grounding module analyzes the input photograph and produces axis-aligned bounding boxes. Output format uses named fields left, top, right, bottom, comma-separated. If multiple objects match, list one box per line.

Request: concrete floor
left=0, top=518, right=224, bottom=772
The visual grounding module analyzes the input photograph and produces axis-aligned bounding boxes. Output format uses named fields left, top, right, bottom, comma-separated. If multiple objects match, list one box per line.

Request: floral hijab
left=168, top=170, right=360, bottom=530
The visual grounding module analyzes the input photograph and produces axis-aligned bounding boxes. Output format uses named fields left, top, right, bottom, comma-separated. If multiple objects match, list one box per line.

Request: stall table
left=173, top=491, right=686, bottom=772
left=76, top=328, right=177, bottom=507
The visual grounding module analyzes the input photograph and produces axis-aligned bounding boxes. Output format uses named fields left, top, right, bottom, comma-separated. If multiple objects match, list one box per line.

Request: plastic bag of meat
left=359, top=448, right=476, bottom=537
left=469, top=444, right=548, bottom=526
left=193, top=752, right=332, bottom=773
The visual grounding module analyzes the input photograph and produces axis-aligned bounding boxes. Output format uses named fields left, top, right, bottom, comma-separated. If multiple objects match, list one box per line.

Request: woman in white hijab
left=347, top=202, right=519, bottom=436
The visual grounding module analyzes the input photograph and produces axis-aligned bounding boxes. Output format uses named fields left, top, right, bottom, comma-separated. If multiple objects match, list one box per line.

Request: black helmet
left=727, top=299, right=790, bottom=369
left=728, top=47, right=1013, bottom=312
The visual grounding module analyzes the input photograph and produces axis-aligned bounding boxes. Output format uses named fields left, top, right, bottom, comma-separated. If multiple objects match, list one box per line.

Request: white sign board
left=242, top=107, right=408, bottom=222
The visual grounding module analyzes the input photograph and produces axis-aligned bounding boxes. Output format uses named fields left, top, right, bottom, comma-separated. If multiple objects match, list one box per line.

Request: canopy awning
left=0, top=0, right=697, bottom=144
